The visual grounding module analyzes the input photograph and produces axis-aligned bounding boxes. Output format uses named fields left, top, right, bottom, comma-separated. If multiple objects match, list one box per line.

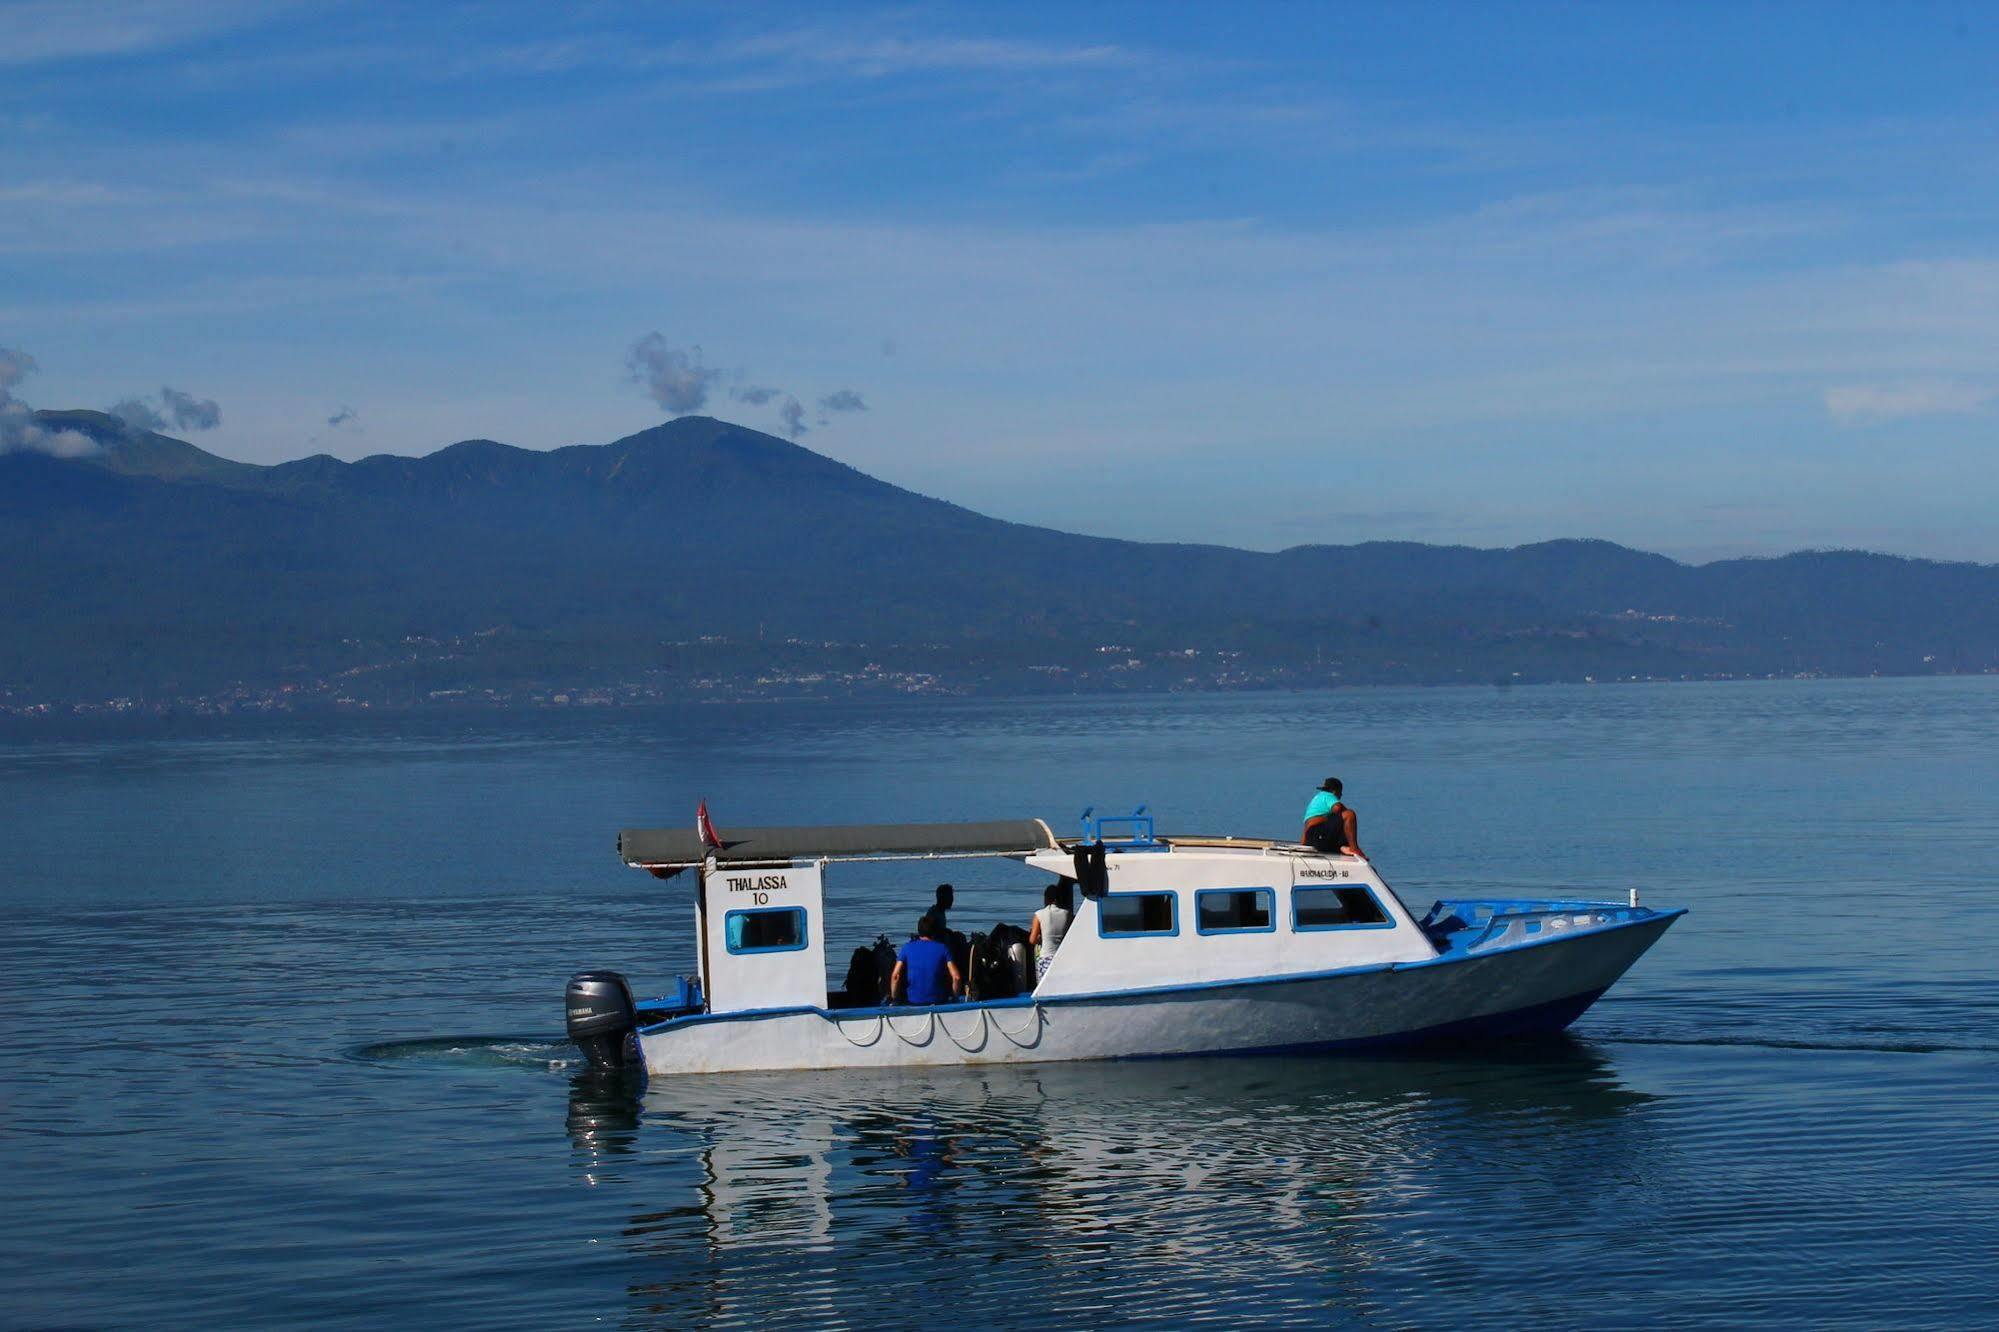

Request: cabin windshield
left=1294, top=885, right=1390, bottom=928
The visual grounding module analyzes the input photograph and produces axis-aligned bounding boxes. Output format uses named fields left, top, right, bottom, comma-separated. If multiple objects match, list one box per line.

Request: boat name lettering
left=1296, top=868, right=1352, bottom=880
left=722, top=874, right=791, bottom=893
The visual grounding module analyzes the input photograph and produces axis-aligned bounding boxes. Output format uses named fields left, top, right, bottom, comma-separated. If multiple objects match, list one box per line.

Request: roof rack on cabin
left=1078, top=806, right=1165, bottom=850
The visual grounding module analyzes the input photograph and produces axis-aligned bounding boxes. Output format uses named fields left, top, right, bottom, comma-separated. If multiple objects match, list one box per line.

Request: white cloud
left=0, top=0, right=291, bottom=67
left=729, top=31, right=1151, bottom=77
left=341, top=22, right=1163, bottom=93
left=626, top=334, right=720, bottom=415
left=1824, top=380, right=1993, bottom=424
left=777, top=395, right=806, bottom=438
left=0, top=346, right=97, bottom=456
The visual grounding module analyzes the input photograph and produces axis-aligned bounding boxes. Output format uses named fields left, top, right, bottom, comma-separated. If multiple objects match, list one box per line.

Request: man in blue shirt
left=891, top=914, right=963, bottom=1005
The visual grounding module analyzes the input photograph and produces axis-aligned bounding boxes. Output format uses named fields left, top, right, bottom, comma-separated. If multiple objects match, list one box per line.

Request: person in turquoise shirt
left=1302, top=777, right=1361, bottom=856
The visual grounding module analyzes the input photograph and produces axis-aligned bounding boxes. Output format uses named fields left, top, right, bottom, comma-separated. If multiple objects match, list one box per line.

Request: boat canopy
left=619, top=818, right=1061, bottom=869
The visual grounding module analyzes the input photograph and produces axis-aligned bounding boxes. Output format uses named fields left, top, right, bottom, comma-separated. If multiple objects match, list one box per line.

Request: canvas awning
left=619, top=818, right=1061, bottom=869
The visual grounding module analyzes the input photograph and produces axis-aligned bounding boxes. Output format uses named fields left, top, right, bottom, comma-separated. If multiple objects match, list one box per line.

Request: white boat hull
left=637, top=910, right=1675, bottom=1076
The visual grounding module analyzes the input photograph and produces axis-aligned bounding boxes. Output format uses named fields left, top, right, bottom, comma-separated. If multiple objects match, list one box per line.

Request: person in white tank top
left=1029, top=880, right=1075, bottom=979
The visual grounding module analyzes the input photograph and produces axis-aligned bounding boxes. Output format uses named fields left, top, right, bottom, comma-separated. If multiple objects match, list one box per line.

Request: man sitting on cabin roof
left=891, top=914, right=964, bottom=1006
left=1303, top=776, right=1362, bottom=857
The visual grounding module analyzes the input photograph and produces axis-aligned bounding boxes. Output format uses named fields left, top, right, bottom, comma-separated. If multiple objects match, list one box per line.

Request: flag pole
left=695, top=799, right=719, bottom=1012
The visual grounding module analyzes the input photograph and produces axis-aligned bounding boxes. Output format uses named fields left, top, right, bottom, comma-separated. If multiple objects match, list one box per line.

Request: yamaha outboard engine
left=565, top=970, right=637, bottom=1071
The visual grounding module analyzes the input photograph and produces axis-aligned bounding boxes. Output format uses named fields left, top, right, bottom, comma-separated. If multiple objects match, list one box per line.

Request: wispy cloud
left=626, top=333, right=720, bottom=415
left=0, top=0, right=290, bottom=67
left=777, top=395, right=807, bottom=439
left=728, top=30, right=1152, bottom=78
left=0, top=347, right=96, bottom=456
left=111, top=385, right=222, bottom=432
left=161, top=385, right=220, bottom=429
left=1824, top=380, right=1994, bottom=424
left=109, top=397, right=163, bottom=431
left=626, top=335, right=866, bottom=438
left=442, top=27, right=1156, bottom=83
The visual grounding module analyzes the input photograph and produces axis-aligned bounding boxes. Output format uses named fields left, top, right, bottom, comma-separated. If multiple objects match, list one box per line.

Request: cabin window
left=725, top=906, right=808, bottom=953
left=1195, top=888, right=1275, bottom=934
left=1292, top=885, right=1391, bottom=930
left=1098, top=891, right=1178, bottom=937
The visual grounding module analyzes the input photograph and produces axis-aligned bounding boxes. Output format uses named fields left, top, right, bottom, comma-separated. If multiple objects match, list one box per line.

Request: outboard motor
left=565, top=969, right=638, bottom=1071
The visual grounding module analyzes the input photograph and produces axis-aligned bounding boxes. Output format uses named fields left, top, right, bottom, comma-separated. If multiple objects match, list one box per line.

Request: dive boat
left=563, top=810, right=1683, bottom=1077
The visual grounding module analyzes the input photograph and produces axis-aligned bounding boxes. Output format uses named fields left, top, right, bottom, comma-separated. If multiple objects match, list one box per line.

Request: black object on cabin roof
left=619, top=819, right=1061, bottom=869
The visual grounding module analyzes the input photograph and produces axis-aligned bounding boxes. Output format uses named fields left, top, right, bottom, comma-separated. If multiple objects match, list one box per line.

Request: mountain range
left=4, top=409, right=1995, bottom=711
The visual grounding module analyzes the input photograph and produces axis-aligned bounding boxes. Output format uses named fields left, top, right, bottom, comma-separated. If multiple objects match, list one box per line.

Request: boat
left=563, top=809, right=1683, bottom=1077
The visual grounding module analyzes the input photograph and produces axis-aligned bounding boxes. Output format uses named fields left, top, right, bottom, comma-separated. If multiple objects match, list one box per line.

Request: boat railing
left=1078, top=805, right=1165, bottom=850
left=1426, top=898, right=1643, bottom=954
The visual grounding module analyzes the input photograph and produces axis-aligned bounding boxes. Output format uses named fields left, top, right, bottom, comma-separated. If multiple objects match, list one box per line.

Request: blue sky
left=4, top=1, right=1997, bottom=560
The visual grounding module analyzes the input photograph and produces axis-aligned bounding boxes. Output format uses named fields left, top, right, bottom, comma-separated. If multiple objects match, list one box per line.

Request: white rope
left=990, top=1006, right=1043, bottom=1044
left=938, top=1009, right=988, bottom=1051
left=834, top=1015, right=884, bottom=1047
left=885, top=1011, right=936, bottom=1046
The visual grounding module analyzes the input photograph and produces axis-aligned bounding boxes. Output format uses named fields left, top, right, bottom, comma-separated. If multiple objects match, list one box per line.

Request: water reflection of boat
left=571, top=1043, right=1662, bottom=1327
left=565, top=811, right=1684, bottom=1075
left=564, top=1071, right=642, bottom=1158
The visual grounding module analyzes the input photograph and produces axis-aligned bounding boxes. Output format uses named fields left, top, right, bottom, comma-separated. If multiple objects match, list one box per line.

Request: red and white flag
left=696, top=798, right=722, bottom=849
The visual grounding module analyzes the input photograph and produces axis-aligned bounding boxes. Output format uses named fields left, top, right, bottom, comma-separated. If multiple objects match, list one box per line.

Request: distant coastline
left=5, top=664, right=1996, bottom=729
left=6, top=413, right=1996, bottom=717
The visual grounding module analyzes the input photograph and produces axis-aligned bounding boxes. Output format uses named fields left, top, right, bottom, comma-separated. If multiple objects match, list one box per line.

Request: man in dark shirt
left=931, top=882, right=971, bottom=974
left=891, top=914, right=963, bottom=1006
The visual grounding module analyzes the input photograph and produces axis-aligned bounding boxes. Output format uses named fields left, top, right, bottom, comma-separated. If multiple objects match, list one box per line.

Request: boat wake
left=347, top=1035, right=577, bottom=1071
left=1596, top=1032, right=1996, bottom=1056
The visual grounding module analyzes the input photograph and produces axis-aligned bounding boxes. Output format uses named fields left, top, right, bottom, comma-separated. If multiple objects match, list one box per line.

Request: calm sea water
left=3, top=679, right=1995, bottom=1328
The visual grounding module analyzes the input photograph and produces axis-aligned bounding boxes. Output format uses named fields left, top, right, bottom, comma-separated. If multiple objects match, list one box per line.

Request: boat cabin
left=617, top=811, right=1444, bottom=1021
